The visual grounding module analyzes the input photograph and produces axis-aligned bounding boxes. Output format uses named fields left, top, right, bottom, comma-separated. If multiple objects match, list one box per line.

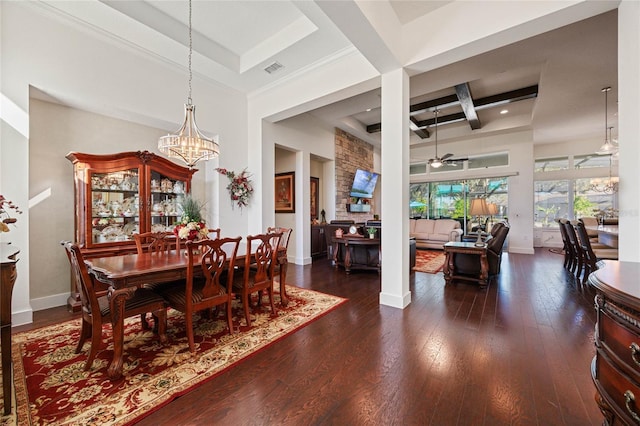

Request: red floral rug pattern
left=6, top=286, right=346, bottom=425
left=413, top=250, right=446, bottom=274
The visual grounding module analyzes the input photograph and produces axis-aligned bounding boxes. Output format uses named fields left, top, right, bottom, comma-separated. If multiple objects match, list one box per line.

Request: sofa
left=410, top=218, right=463, bottom=249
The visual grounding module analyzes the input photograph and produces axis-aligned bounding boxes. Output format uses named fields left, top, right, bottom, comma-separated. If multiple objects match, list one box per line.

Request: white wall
left=1, top=2, right=247, bottom=322
left=264, top=114, right=335, bottom=264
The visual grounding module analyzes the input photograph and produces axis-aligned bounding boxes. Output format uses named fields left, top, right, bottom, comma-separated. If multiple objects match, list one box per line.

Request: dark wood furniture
left=589, top=260, right=640, bottom=425
left=66, top=150, right=195, bottom=311
left=62, top=241, right=167, bottom=378
left=233, top=233, right=281, bottom=327
left=267, top=227, right=292, bottom=306
left=443, top=242, right=489, bottom=289
left=157, top=238, right=241, bottom=353
left=1, top=243, right=19, bottom=415
left=311, top=224, right=327, bottom=259
left=332, top=235, right=380, bottom=274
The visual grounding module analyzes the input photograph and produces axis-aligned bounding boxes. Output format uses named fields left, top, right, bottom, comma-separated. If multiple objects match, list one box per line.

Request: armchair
left=453, top=222, right=510, bottom=277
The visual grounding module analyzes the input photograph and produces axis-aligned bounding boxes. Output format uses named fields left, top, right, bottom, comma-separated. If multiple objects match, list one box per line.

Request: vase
left=369, top=234, right=375, bottom=239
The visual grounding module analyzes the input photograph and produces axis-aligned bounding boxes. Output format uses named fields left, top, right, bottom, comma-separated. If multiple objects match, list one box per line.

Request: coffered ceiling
left=31, top=1, right=619, bottom=161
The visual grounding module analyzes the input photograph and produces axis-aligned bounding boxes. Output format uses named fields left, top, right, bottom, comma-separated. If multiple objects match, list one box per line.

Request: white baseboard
left=30, top=292, right=69, bottom=312
left=508, top=246, right=535, bottom=255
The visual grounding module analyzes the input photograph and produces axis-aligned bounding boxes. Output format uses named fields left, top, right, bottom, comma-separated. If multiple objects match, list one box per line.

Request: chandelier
left=590, top=154, right=618, bottom=194
left=158, top=0, right=219, bottom=169
left=595, top=87, right=618, bottom=155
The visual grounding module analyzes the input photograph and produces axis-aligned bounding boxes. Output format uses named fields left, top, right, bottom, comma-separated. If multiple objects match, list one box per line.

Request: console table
left=332, top=236, right=380, bottom=274
left=588, top=260, right=640, bottom=425
left=443, top=241, right=489, bottom=289
left=1, top=243, right=19, bottom=415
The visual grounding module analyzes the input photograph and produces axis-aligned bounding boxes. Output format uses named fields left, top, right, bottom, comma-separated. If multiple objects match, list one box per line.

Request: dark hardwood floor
left=17, top=248, right=602, bottom=425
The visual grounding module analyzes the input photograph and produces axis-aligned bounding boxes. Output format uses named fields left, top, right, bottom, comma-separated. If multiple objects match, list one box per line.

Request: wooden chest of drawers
left=589, top=261, right=640, bottom=425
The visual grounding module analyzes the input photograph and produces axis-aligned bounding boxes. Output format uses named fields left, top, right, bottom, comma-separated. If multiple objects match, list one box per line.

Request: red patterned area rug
left=413, top=249, right=446, bottom=274
left=3, top=286, right=346, bottom=425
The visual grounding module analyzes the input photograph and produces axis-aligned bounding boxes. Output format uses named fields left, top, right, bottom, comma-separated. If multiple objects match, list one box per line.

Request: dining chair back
left=574, top=220, right=618, bottom=284
left=133, top=231, right=180, bottom=255
left=266, top=226, right=292, bottom=288
left=156, top=237, right=241, bottom=353
left=133, top=231, right=180, bottom=329
left=235, top=232, right=282, bottom=327
left=561, top=219, right=585, bottom=281
left=207, top=228, right=221, bottom=239
left=61, top=241, right=167, bottom=370
left=556, top=218, right=575, bottom=271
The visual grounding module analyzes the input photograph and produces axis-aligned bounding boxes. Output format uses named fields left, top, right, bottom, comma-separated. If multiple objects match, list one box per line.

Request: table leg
left=107, top=287, right=136, bottom=380
left=443, top=250, right=453, bottom=284
left=1, top=323, right=11, bottom=415
left=479, top=251, right=489, bottom=289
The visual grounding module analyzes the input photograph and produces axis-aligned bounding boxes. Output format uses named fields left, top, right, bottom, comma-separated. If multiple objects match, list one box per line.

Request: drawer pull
left=624, top=390, right=640, bottom=423
left=631, top=342, right=640, bottom=367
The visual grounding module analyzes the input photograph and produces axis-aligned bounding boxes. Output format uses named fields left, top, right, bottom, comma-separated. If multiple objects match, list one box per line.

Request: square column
left=379, top=68, right=411, bottom=308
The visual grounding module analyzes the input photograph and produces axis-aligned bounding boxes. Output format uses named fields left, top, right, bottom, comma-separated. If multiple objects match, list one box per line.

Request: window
left=534, top=157, right=568, bottom=172
left=534, top=180, right=568, bottom=227
left=409, top=163, right=427, bottom=175
left=574, top=155, right=609, bottom=169
left=468, top=152, right=509, bottom=169
left=409, top=177, right=508, bottom=233
left=574, top=178, right=618, bottom=218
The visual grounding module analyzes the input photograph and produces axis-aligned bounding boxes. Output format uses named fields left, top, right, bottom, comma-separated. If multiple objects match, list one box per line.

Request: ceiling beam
left=455, top=83, right=480, bottom=130
left=367, top=84, right=539, bottom=137
left=409, top=117, right=430, bottom=139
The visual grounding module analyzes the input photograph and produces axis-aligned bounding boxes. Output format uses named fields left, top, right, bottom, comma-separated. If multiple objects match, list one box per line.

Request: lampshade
left=469, top=198, right=490, bottom=216
left=488, top=203, right=498, bottom=216
left=158, top=0, right=219, bottom=169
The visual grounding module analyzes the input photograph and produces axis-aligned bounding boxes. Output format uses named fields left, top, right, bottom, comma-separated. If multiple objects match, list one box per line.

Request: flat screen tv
left=349, top=169, right=379, bottom=199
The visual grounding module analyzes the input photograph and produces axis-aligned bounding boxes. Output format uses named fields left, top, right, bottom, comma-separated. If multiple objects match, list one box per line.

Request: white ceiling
left=34, top=1, right=619, bottom=161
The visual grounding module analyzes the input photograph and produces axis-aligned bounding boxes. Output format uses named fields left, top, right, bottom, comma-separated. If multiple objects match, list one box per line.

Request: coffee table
left=443, top=241, right=489, bottom=289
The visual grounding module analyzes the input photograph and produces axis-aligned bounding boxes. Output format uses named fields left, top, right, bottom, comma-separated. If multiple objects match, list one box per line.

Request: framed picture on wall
left=310, top=177, right=319, bottom=219
left=275, top=172, right=295, bottom=213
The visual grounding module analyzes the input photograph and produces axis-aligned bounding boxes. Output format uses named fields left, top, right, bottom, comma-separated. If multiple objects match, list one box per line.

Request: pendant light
left=595, top=87, right=618, bottom=155
left=158, top=0, right=219, bottom=169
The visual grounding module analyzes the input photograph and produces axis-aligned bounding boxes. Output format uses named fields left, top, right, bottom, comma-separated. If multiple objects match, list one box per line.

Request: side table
left=1, top=243, right=19, bottom=415
left=443, top=241, right=489, bottom=289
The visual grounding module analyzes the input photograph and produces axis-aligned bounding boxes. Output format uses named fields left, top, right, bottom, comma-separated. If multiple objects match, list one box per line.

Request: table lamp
left=469, top=198, right=490, bottom=246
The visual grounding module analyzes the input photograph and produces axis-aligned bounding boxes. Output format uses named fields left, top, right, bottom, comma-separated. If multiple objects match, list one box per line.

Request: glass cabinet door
left=90, top=168, right=140, bottom=244
left=149, top=169, right=187, bottom=233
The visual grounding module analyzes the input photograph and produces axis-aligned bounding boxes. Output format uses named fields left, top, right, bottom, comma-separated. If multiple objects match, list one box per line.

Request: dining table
left=586, top=224, right=619, bottom=248
left=84, top=240, right=288, bottom=380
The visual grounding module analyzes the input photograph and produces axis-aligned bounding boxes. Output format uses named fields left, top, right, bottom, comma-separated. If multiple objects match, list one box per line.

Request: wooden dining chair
left=266, top=227, right=292, bottom=305
left=156, top=237, right=241, bottom=353
left=234, top=232, right=282, bottom=327
left=207, top=228, right=221, bottom=239
left=574, top=220, right=618, bottom=284
left=61, top=241, right=167, bottom=370
left=133, top=231, right=181, bottom=330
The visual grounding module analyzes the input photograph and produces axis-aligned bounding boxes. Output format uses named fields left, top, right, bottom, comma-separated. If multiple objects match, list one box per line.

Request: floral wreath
left=216, top=167, right=253, bottom=210
left=0, top=195, right=22, bottom=233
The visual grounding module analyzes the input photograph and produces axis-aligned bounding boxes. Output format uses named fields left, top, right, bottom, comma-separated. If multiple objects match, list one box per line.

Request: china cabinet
left=67, top=151, right=196, bottom=257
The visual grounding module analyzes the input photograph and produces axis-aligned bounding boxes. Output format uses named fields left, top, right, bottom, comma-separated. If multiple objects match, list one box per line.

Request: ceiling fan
left=427, top=109, right=467, bottom=168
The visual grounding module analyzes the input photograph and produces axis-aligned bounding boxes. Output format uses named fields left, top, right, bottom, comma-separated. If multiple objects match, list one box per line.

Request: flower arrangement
left=173, top=195, right=208, bottom=241
left=0, top=195, right=22, bottom=233
left=216, top=167, right=253, bottom=210
left=366, top=227, right=377, bottom=238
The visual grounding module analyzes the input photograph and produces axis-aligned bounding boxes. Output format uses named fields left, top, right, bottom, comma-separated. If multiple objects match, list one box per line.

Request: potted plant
left=366, top=227, right=377, bottom=239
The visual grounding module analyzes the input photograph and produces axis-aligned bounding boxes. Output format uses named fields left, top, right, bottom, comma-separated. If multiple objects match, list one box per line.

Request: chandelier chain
left=188, top=0, right=193, bottom=105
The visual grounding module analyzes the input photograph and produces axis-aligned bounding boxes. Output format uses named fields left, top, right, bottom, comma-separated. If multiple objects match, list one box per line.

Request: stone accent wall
left=334, top=128, right=374, bottom=221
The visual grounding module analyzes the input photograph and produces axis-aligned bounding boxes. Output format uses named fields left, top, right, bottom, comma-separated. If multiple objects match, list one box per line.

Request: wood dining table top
left=84, top=241, right=255, bottom=289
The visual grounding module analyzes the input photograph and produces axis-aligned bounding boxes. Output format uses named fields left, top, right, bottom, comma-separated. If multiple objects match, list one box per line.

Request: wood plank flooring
left=16, top=248, right=603, bottom=425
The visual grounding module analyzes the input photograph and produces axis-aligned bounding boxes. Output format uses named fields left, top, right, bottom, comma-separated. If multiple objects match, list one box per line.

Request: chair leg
left=243, top=292, right=251, bottom=327
left=226, top=302, right=234, bottom=335
left=153, top=307, right=168, bottom=344
left=185, top=312, right=195, bottom=354
left=75, top=319, right=92, bottom=354
left=140, top=313, right=151, bottom=330
left=84, top=320, right=103, bottom=371
left=268, top=287, right=276, bottom=316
